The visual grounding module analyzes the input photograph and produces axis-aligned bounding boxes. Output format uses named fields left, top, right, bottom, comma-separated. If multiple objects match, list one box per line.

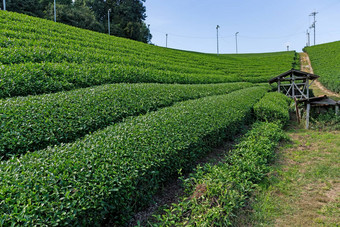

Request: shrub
left=254, top=92, right=291, bottom=125
left=153, top=122, right=288, bottom=226
left=0, top=86, right=268, bottom=226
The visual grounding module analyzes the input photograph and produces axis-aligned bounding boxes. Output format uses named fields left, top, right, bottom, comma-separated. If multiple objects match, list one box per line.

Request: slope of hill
left=0, top=11, right=299, bottom=226
left=0, top=11, right=297, bottom=98
left=304, top=41, right=340, bottom=93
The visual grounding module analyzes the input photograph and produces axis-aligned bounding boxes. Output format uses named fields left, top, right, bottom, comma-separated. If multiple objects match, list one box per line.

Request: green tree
left=1, top=0, right=152, bottom=43
left=45, top=3, right=104, bottom=32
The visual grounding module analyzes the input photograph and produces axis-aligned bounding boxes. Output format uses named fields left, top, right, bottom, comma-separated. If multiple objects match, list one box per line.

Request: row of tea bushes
left=0, top=86, right=268, bottom=226
left=153, top=92, right=291, bottom=226
left=0, top=62, right=237, bottom=98
left=0, top=82, right=252, bottom=159
left=254, top=92, right=291, bottom=125
left=305, top=41, right=340, bottom=93
left=154, top=122, right=288, bottom=226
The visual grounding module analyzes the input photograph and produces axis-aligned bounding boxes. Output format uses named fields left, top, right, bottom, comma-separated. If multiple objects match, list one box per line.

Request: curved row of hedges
left=0, top=82, right=252, bottom=159
left=0, top=62, right=238, bottom=98
left=254, top=92, right=291, bottom=125
left=0, top=11, right=296, bottom=98
left=154, top=122, right=287, bottom=226
left=0, top=86, right=268, bottom=226
left=153, top=92, right=291, bottom=226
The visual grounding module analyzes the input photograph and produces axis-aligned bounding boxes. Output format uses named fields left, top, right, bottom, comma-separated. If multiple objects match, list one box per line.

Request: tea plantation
left=305, top=41, right=340, bottom=93
left=0, top=10, right=299, bottom=226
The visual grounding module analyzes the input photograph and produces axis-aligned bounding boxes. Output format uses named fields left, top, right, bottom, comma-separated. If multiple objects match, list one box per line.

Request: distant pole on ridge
left=166, top=33, right=168, bottom=48
left=108, top=9, right=111, bottom=35
left=54, top=0, right=56, bottom=22
left=306, top=29, right=310, bottom=47
left=3, top=0, right=6, bottom=11
left=216, top=25, right=220, bottom=55
left=309, top=11, right=318, bottom=45
left=235, top=32, right=239, bottom=54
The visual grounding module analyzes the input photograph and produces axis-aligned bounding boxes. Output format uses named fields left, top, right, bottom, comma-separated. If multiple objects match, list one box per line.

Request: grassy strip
left=0, top=86, right=268, bottom=226
left=152, top=92, right=291, bottom=226
left=254, top=92, right=291, bottom=125
left=239, top=128, right=340, bottom=226
left=0, top=82, right=252, bottom=159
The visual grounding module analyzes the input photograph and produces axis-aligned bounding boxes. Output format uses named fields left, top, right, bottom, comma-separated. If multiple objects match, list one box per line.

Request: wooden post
left=292, top=73, right=295, bottom=98
left=336, top=105, right=339, bottom=115
left=306, top=103, right=310, bottom=129
left=294, top=97, right=300, bottom=124
left=278, top=80, right=281, bottom=93
left=306, top=79, right=310, bottom=98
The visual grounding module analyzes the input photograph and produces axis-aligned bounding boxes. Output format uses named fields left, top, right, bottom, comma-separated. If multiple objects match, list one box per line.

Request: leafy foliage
left=0, top=86, right=268, bottom=226
left=153, top=122, right=288, bottom=226
left=0, top=0, right=151, bottom=43
left=0, top=82, right=252, bottom=159
left=0, top=11, right=296, bottom=98
left=305, top=41, right=340, bottom=93
left=254, top=92, right=291, bottom=125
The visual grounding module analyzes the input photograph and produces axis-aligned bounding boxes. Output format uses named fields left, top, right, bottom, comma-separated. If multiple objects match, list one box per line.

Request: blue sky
left=144, top=0, right=340, bottom=54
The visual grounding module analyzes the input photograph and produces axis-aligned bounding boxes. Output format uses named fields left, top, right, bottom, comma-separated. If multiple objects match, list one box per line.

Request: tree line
left=1, top=0, right=152, bottom=43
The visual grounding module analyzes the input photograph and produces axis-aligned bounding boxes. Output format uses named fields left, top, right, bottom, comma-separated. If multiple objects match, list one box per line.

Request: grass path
left=239, top=123, right=340, bottom=226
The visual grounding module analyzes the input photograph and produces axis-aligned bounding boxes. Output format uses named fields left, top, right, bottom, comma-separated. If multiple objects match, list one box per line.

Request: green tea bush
left=0, top=82, right=252, bottom=159
left=0, top=86, right=268, bottom=226
left=254, top=92, right=291, bottom=125
left=154, top=122, right=288, bottom=226
left=0, top=11, right=296, bottom=97
left=305, top=41, right=340, bottom=93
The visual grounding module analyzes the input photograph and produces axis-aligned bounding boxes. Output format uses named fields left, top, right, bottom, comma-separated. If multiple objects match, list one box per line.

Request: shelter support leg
left=306, top=103, right=310, bottom=129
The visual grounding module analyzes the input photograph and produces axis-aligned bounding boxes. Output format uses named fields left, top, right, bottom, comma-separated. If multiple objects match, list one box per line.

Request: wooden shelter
left=296, top=95, right=339, bottom=129
left=268, top=69, right=319, bottom=99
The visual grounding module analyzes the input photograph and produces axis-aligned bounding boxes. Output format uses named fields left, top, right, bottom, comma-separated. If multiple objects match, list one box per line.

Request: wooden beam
left=279, top=83, right=309, bottom=86
left=306, top=103, right=310, bottom=129
left=306, top=79, right=309, bottom=98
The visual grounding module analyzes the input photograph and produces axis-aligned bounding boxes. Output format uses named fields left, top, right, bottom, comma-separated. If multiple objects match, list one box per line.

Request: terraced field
left=304, top=41, right=340, bottom=93
left=0, top=11, right=297, bottom=98
left=0, top=10, right=297, bottom=225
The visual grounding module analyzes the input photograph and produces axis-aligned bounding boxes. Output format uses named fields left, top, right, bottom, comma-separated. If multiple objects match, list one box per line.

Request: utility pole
left=309, top=11, right=318, bottom=45
left=3, top=0, right=5, bottom=10
left=287, top=45, right=289, bottom=51
left=235, top=32, right=239, bottom=54
left=306, top=29, right=310, bottom=47
left=216, top=25, right=220, bottom=55
left=108, top=9, right=111, bottom=35
left=54, top=0, right=56, bottom=22
left=166, top=34, right=168, bottom=48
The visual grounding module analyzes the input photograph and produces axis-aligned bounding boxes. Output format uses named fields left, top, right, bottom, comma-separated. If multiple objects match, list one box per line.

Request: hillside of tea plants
left=305, top=41, right=340, bottom=93
left=0, top=11, right=297, bottom=98
left=0, top=10, right=298, bottom=226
